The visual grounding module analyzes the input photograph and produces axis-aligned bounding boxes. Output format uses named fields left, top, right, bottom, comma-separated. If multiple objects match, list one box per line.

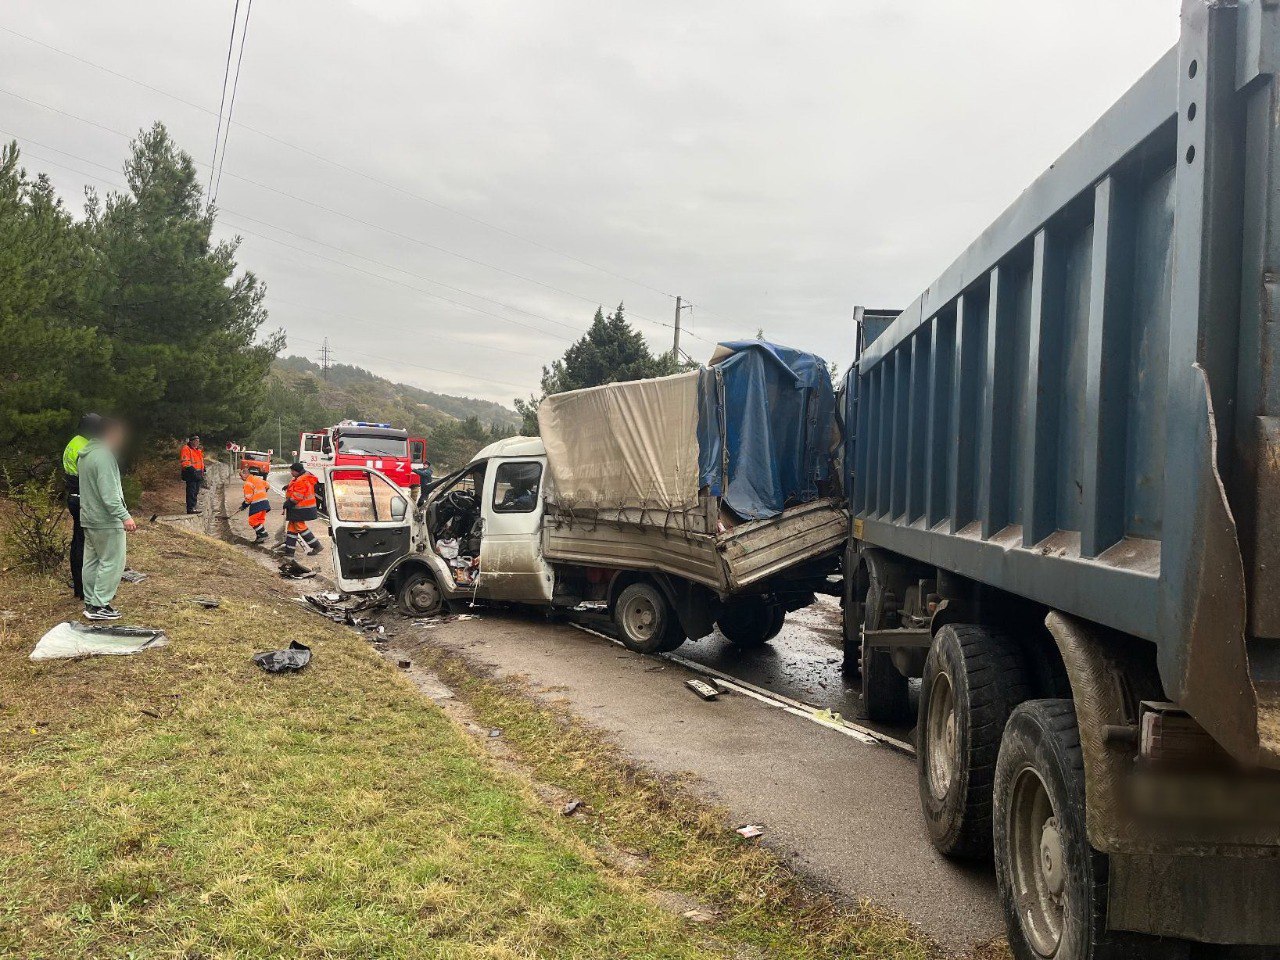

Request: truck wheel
left=397, top=568, right=443, bottom=617
left=615, top=582, right=684, bottom=655
left=858, top=576, right=910, bottom=721
left=995, top=701, right=1168, bottom=960
left=717, top=599, right=784, bottom=649
left=918, top=624, right=1030, bottom=859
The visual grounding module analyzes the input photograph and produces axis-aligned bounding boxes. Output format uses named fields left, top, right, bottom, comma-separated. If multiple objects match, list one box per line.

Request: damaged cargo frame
left=842, top=2, right=1280, bottom=956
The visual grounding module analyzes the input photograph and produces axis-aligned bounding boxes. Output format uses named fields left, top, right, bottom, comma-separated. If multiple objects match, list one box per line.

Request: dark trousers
left=68, top=496, right=85, bottom=598
left=184, top=472, right=203, bottom=513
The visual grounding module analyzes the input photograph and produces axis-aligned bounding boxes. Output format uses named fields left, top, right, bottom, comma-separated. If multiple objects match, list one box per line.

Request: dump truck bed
left=845, top=0, right=1280, bottom=769
left=543, top=498, right=847, bottom=596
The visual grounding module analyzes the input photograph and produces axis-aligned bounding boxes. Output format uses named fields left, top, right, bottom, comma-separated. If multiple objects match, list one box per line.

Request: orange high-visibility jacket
left=180, top=445, right=205, bottom=471
left=242, top=474, right=270, bottom=511
left=285, top=472, right=318, bottom=509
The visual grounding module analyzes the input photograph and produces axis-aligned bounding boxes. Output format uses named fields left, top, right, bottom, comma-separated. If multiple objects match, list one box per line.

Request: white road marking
left=568, top=622, right=915, bottom=755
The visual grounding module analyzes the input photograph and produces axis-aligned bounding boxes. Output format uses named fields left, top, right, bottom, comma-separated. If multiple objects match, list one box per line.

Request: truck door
left=300, top=432, right=327, bottom=471
left=478, top=458, right=553, bottom=603
left=324, top=465, right=413, bottom=593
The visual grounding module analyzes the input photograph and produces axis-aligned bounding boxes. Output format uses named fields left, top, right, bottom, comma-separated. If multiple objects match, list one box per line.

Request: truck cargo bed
left=543, top=498, right=847, bottom=595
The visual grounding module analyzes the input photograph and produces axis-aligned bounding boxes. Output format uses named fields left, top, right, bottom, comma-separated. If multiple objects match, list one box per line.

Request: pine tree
left=0, top=143, right=121, bottom=473
left=87, top=123, right=282, bottom=445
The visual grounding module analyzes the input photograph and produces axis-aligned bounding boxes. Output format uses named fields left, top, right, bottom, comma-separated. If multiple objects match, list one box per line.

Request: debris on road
left=488, top=728, right=501, bottom=739
left=411, top=613, right=477, bottom=628
left=277, top=559, right=316, bottom=580
left=685, top=679, right=721, bottom=701
left=189, top=596, right=221, bottom=609
left=735, top=824, right=765, bottom=839
left=30, top=622, right=168, bottom=660
left=120, top=569, right=148, bottom=584
left=252, top=641, right=311, bottom=673
left=561, top=799, right=584, bottom=816
left=397, top=659, right=411, bottom=669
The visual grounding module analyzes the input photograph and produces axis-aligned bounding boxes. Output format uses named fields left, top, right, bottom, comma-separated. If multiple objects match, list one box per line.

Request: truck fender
left=607, top=571, right=717, bottom=641
left=1042, top=611, right=1163, bottom=853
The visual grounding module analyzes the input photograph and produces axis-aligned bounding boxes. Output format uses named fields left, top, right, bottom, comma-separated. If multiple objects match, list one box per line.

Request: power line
left=213, top=0, right=253, bottom=201
left=208, top=0, right=242, bottom=198
left=0, top=87, right=710, bottom=343
left=7, top=139, right=564, bottom=371
left=286, top=333, right=534, bottom=392
left=0, top=25, right=687, bottom=301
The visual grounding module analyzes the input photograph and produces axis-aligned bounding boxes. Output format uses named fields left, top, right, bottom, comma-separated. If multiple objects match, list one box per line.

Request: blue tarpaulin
left=697, top=341, right=836, bottom=520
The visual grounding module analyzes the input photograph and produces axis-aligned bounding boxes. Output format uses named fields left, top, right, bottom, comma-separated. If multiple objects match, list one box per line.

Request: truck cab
left=301, top=421, right=427, bottom=491
left=326, top=436, right=553, bottom=616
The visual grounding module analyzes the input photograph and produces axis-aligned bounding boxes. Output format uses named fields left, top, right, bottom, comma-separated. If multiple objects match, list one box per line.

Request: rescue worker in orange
left=236, top=465, right=272, bottom=545
left=180, top=435, right=205, bottom=514
left=280, top=462, right=322, bottom=557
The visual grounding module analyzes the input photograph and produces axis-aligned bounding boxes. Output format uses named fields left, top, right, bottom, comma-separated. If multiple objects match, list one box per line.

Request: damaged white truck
left=325, top=341, right=846, bottom=653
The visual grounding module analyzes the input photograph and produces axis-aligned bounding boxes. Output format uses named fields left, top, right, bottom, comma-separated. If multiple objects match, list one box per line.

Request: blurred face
left=102, top=422, right=126, bottom=452
left=239, top=468, right=250, bottom=479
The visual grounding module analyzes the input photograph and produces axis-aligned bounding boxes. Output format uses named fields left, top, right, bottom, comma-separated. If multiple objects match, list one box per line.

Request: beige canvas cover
left=538, top=370, right=701, bottom=511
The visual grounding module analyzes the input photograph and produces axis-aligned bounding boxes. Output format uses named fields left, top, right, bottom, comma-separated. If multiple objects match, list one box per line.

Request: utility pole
left=319, top=338, right=331, bottom=380
left=672, top=297, right=692, bottom=363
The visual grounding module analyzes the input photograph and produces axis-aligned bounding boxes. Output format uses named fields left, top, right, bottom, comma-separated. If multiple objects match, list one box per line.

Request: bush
left=120, top=476, right=142, bottom=510
left=0, top=470, right=69, bottom=574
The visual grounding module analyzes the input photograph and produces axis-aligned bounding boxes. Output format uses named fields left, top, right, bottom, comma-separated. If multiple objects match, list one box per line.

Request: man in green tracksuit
left=77, top=418, right=137, bottom=621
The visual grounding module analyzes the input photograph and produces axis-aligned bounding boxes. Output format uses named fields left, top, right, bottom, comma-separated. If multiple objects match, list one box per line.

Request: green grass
left=0, top=521, right=941, bottom=959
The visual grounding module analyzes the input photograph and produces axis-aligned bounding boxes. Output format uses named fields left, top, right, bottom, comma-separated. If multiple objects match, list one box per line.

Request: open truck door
left=477, top=457, right=553, bottom=603
left=324, top=465, right=412, bottom=593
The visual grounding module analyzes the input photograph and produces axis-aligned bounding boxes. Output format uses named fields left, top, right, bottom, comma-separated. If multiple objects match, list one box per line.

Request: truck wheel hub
left=1039, top=818, right=1064, bottom=897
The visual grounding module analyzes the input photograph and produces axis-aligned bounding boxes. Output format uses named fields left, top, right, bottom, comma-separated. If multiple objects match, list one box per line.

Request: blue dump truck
left=841, top=2, right=1280, bottom=956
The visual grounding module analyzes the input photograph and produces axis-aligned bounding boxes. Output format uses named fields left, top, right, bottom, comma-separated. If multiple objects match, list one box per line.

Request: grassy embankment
left=0, top=518, right=938, bottom=959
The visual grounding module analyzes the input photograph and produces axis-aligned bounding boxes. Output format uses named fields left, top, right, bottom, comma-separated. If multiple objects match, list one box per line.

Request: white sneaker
left=83, top=606, right=122, bottom=621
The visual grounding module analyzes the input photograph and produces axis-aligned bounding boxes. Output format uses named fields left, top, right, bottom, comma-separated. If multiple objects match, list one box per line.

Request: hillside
left=247, top=357, right=520, bottom=470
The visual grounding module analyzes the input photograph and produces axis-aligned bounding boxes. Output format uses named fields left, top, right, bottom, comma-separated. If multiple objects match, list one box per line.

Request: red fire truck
left=299, top=421, right=427, bottom=490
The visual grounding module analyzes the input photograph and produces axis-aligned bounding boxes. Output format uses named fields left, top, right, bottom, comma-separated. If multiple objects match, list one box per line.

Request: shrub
left=0, top=470, right=69, bottom=574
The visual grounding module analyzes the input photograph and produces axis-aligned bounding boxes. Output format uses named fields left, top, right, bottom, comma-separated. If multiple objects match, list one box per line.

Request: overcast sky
left=4, top=0, right=1179, bottom=407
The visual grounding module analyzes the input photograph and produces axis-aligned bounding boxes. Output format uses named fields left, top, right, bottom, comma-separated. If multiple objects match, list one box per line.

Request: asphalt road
left=381, top=609, right=1003, bottom=954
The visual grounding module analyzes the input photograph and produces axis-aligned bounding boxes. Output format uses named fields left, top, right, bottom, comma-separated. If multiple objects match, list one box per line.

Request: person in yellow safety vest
left=278, top=462, right=322, bottom=557
left=180, top=435, right=206, bottom=514
left=237, top=466, right=272, bottom=545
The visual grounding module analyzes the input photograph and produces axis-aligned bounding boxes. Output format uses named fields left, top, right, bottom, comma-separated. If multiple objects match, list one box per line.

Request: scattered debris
left=252, top=641, right=311, bottom=673
left=189, top=596, right=221, bottom=609
left=120, top=569, right=148, bottom=584
left=488, top=728, right=502, bottom=739
left=398, top=659, right=411, bottom=669
left=644, top=664, right=665, bottom=673
left=30, top=622, right=168, bottom=661
left=561, top=799, right=584, bottom=816
left=685, top=679, right=721, bottom=701
left=681, top=909, right=717, bottom=924
left=277, top=559, right=316, bottom=580
left=410, top=613, right=477, bottom=628
left=735, top=824, right=765, bottom=839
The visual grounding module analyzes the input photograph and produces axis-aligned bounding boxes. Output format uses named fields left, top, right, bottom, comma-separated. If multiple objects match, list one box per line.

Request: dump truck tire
left=857, top=576, right=909, bottom=721
left=917, top=623, right=1031, bottom=859
left=615, top=582, right=684, bottom=654
left=994, top=700, right=1166, bottom=960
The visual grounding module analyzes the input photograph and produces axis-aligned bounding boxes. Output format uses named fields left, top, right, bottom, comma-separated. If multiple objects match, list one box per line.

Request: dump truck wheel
left=717, top=599, right=783, bottom=649
left=918, top=624, right=1031, bottom=859
left=615, top=582, right=683, bottom=654
left=857, top=576, right=909, bottom=721
left=994, top=700, right=1164, bottom=960
left=397, top=568, right=444, bottom=617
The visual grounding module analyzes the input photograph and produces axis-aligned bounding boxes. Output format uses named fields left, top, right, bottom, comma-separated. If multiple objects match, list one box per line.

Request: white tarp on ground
left=538, top=370, right=701, bottom=511
left=29, top=622, right=168, bottom=660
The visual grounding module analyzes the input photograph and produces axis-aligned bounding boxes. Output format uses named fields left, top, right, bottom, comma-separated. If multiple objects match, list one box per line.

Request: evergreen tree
left=0, top=143, right=122, bottom=473
left=87, top=123, right=281, bottom=445
left=515, top=303, right=677, bottom=435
